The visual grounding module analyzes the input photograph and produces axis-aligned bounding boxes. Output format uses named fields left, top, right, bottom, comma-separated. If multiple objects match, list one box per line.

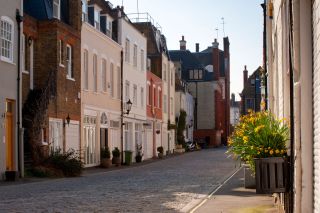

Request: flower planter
left=255, top=157, right=289, bottom=194
left=101, top=158, right=112, bottom=168
left=112, top=157, right=121, bottom=166
left=135, top=155, right=142, bottom=163
left=244, top=164, right=256, bottom=189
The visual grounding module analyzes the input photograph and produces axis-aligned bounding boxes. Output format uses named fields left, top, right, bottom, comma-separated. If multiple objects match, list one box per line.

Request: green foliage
left=227, top=110, right=289, bottom=172
left=177, top=110, right=187, bottom=145
left=44, top=148, right=83, bottom=177
left=157, top=146, right=164, bottom=154
left=112, top=147, right=120, bottom=158
left=101, top=146, right=111, bottom=159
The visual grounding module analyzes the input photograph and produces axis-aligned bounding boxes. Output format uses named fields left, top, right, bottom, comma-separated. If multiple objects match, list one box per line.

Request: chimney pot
left=196, top=43, right=199, bottom=52
left=180, top=35, right=186, bottom=51
left=243, top=65, right=248, bottom=87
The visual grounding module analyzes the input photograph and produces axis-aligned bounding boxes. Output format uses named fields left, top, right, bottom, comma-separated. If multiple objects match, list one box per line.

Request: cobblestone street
left=0, top=148, right=239, bottom=213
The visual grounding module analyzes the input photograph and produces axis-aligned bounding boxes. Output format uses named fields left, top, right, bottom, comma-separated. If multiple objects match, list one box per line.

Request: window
left=170, top=69, right=174, bottom=86
left=102, top=59, right=107, bottom=92
left=83, top=50, right=88, bottom=89
left=21, top=34, right=26, bottom=72
left=53, top=0, right=60, bottom=19
left=82, top=0, right=88, bottom=22
left=153, top=87, right=157, bottom=107
left=59, top=40, right=64, bottom=66
left=163, top=94, right=167, bottom=113
left=189, top=70, right=194, bottom=79
left=110, top=63, right=114, bottom=97
left=93, top=54, right=97, bottom=91
left=125, top=39, right=130, bottom=63
left=140, top=49, right=144, bottom=71
left=246, top=98, right=254, bottom=111
left=158, top=88, right=161, bottom=109
left=199, top=70, right=203, bottom=79
left=170, top=97, right=173, bottom=115
left=133, top=44, right=137, bottom=67
left=133, top=84, right=137, bottom=106
left=0, top=17, right=14, bottom=62
left=117, top=67, right=121, bottom=99
left=125, top=80, right=130, bottom=101
left=66, top=45, right=73, bottom=79
left=148, top=84, right=152, bottom=105
left=163, top=64, right=166, bottom=81
left=194, top=70, right=199, bottom=79
left=106, top=20, right=112, bottom=37
left=140, top=87, right=144, bottom=107
left=94, top=9, right=100, bottom=30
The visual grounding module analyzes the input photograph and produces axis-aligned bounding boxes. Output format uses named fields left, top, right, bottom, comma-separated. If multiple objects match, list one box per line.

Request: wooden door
left=5, top=100, right=14, bottom=171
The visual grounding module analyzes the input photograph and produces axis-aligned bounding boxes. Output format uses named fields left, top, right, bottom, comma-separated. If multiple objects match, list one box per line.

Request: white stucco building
left=81, top=1, right=122, bottom=167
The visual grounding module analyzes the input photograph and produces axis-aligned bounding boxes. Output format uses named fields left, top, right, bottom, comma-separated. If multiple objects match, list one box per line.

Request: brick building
left=239, top=66, right=262, bottom=115
left=169, top=36, right=230, bottom=147
left=22, top=0, right=82, bottom=165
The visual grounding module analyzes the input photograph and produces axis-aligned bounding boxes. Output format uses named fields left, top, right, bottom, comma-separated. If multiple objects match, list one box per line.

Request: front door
left=100, top=128, right=108, bottom=148
left=5, top=100, right=14, bottom=171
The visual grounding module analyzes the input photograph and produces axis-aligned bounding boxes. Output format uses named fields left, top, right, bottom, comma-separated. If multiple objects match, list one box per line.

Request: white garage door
left=313, top=0, right=320, bottom=211
left=66, top=121, right=80, bottom=153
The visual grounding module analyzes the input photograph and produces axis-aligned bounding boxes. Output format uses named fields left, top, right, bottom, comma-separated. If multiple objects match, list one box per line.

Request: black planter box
left=5, top=171, right=18, bottom=181
left=255, top=157, right=289, bottom=194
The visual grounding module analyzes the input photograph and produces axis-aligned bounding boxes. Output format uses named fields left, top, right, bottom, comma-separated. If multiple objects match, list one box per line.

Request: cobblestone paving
left=0, top=147, right=239, bottom=213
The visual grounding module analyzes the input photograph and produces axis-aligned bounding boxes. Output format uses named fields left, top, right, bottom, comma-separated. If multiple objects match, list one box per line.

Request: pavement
left=191, top=166, right=280, bottom=213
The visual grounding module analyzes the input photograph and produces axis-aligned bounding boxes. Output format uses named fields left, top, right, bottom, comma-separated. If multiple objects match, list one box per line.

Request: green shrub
left=157, top=146, right=164, bottom=154
left=44, top=148, right=83, bottom=177
left=101, top=146, right=111, bottom=159
left=112, top=147, right=120, bottom=158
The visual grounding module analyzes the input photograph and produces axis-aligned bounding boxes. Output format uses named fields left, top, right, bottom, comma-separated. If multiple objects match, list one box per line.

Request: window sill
left=0, top=57, right=15, bottom=65
left=22, top=70, right=30, bottom=74
left=66, top=77, right=75, bottom=81
left=59, top=63, right=65, bottom=68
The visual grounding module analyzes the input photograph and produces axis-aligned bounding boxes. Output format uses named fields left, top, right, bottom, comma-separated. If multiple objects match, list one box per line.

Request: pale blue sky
left=110, top=0, right=263, bottom=100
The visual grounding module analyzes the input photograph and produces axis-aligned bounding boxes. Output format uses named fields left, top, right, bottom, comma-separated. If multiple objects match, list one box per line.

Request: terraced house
left=80, top=0, right=122, bottom=167
left=0, top=0, right=23, bottom=180
left=22, top=0, right=82, bottom=167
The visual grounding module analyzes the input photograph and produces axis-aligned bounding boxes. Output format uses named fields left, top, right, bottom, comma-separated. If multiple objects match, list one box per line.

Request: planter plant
left=157, top=146, right=164, bottom=159
left=135, top=143, right=143, bottom=163
left=100, top=146, right=111, bottom=168
left=112, top=147, right=121, bottom=166
left=227, top=110, right=289, bottom=194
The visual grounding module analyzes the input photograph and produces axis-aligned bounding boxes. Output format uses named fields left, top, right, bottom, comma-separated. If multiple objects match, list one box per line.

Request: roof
left=169, top=50, right=214, bottom=82
left=24, top=0, right=69, bottom=23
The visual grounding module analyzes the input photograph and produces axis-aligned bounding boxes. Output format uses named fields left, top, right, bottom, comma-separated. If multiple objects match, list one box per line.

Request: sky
left=110, top=0, right=264, bottom=100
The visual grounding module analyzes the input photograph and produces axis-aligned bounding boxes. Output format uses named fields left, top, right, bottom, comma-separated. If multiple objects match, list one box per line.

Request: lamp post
left=121, top=99, right=133, bottom=163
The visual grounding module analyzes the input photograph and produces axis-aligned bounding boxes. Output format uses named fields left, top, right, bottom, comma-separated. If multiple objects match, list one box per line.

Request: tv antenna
left=221, top=17, right=226, bottom=37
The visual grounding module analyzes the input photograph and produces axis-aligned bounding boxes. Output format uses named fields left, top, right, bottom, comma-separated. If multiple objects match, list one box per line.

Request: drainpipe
left=120, top=50, right=124, bottom=163
left=16, top=9, right=23, bottom=178
left=288, top=0, right=295, bottom=212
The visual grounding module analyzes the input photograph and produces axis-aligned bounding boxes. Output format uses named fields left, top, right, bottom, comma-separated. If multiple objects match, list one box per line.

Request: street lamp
left=64, top=114, right=71, bottom=127
left=124, top=99, right=132, bottom=115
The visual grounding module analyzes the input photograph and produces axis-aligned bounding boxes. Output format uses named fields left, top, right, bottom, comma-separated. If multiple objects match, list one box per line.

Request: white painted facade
left=81, top=20, right=122, bottom=167
left=0, top=0, right=23, bottom=179
left=266, top=0, right=314, bottom=211
left=117, top=16, right=147, bottom=161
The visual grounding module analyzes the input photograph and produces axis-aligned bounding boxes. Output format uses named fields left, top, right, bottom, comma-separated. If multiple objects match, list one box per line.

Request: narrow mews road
left=0, top=147, right=239, bottom=213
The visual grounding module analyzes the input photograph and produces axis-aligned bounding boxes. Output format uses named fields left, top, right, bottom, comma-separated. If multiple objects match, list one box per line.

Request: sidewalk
left=191, top=166, right=280, bottom=213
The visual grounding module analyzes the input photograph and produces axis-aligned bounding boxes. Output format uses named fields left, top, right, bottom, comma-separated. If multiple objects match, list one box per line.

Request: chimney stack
left=180, top=36, right=186, bottom=50
left=212, top=38, right=219, bottom=48
left=196, top=43, right=199, bottom=52
left=243, top=65, right=248, bottom=87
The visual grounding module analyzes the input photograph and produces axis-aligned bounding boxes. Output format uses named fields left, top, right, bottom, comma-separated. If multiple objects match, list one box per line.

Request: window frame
left=125, top=39, right=130, bottom=63
left=110, top=63, right=114, bottom=97
left=0, top=16, right=14, bottom=63
left=133, top=84, right=137, bottom=106
left=83, top=49, right=89, bottom=90
left=66, top=44, right=74, bottom=79
left=53, top=0, right=61, bottom=20
left=133, top=44, right=137, bottom=67
left=93, top=54, right=98, bottom=92
left=102, top=58, right=107, bottom=92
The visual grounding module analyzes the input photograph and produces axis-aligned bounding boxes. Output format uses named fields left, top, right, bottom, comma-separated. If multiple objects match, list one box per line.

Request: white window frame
left=153, top=86, right=157, bottom=107
left=140, top=49, right=144, bottom=71
left=133, top=84, right=137, bottom=106
left=94, top=9, right=100, bottom=30
left=133, top=44, right=137, bottom=67
left=0, top=16, right=14, bottom=63
left=189, top=70, right=194, bottom=79
left=158, top=87, right=161, bottom=109
left=110, top=63, right=114, bottom=97
left=53, top=0, right=61, bottom=20
left=93, top=54, right=98, bottom=92
left=21, top=34, right=27, bottom=73
left=82, top=0, right=88, bottom=22
left=59, top=40, right=64, bottom=67
left=125, top=38, right=130, bottom=63
left=140, top=87, right=144, bottom=108
left=83, top=49, right=89, bottom=90
left=102, top=58, right=107, bottom=92
left=163, top=64, right=166, bottom=81
left=163, top=94, right=167, bottom=113
left=117, top=66, right=121, bottom=99
left=66, top=44, right=74, bottom=80
left=125, top=80, right=130, bottom=102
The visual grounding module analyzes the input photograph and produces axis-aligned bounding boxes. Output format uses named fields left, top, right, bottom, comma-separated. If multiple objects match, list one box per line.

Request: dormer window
left=94, top=9, right=100, bottom=30
left=106, top=20, right=112, bottom=37
left=53, top=0, right=60, bottom=20
left=82, top=0, right=88, bottom=22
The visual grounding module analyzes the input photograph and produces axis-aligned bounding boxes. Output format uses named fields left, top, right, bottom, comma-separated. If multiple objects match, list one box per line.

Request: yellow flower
left=265, top=149, right=268, bottom=153
left=275, top=149, right=280, bottom=154
left=251, top=146, right=254, bottom=150
left=243, top=136, right=248, bottom=143
left=257, top=151, right=260, bottom=154
left=270, top=150, right=274, bottom=155
left=254, top=125, right=265, bottom=133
